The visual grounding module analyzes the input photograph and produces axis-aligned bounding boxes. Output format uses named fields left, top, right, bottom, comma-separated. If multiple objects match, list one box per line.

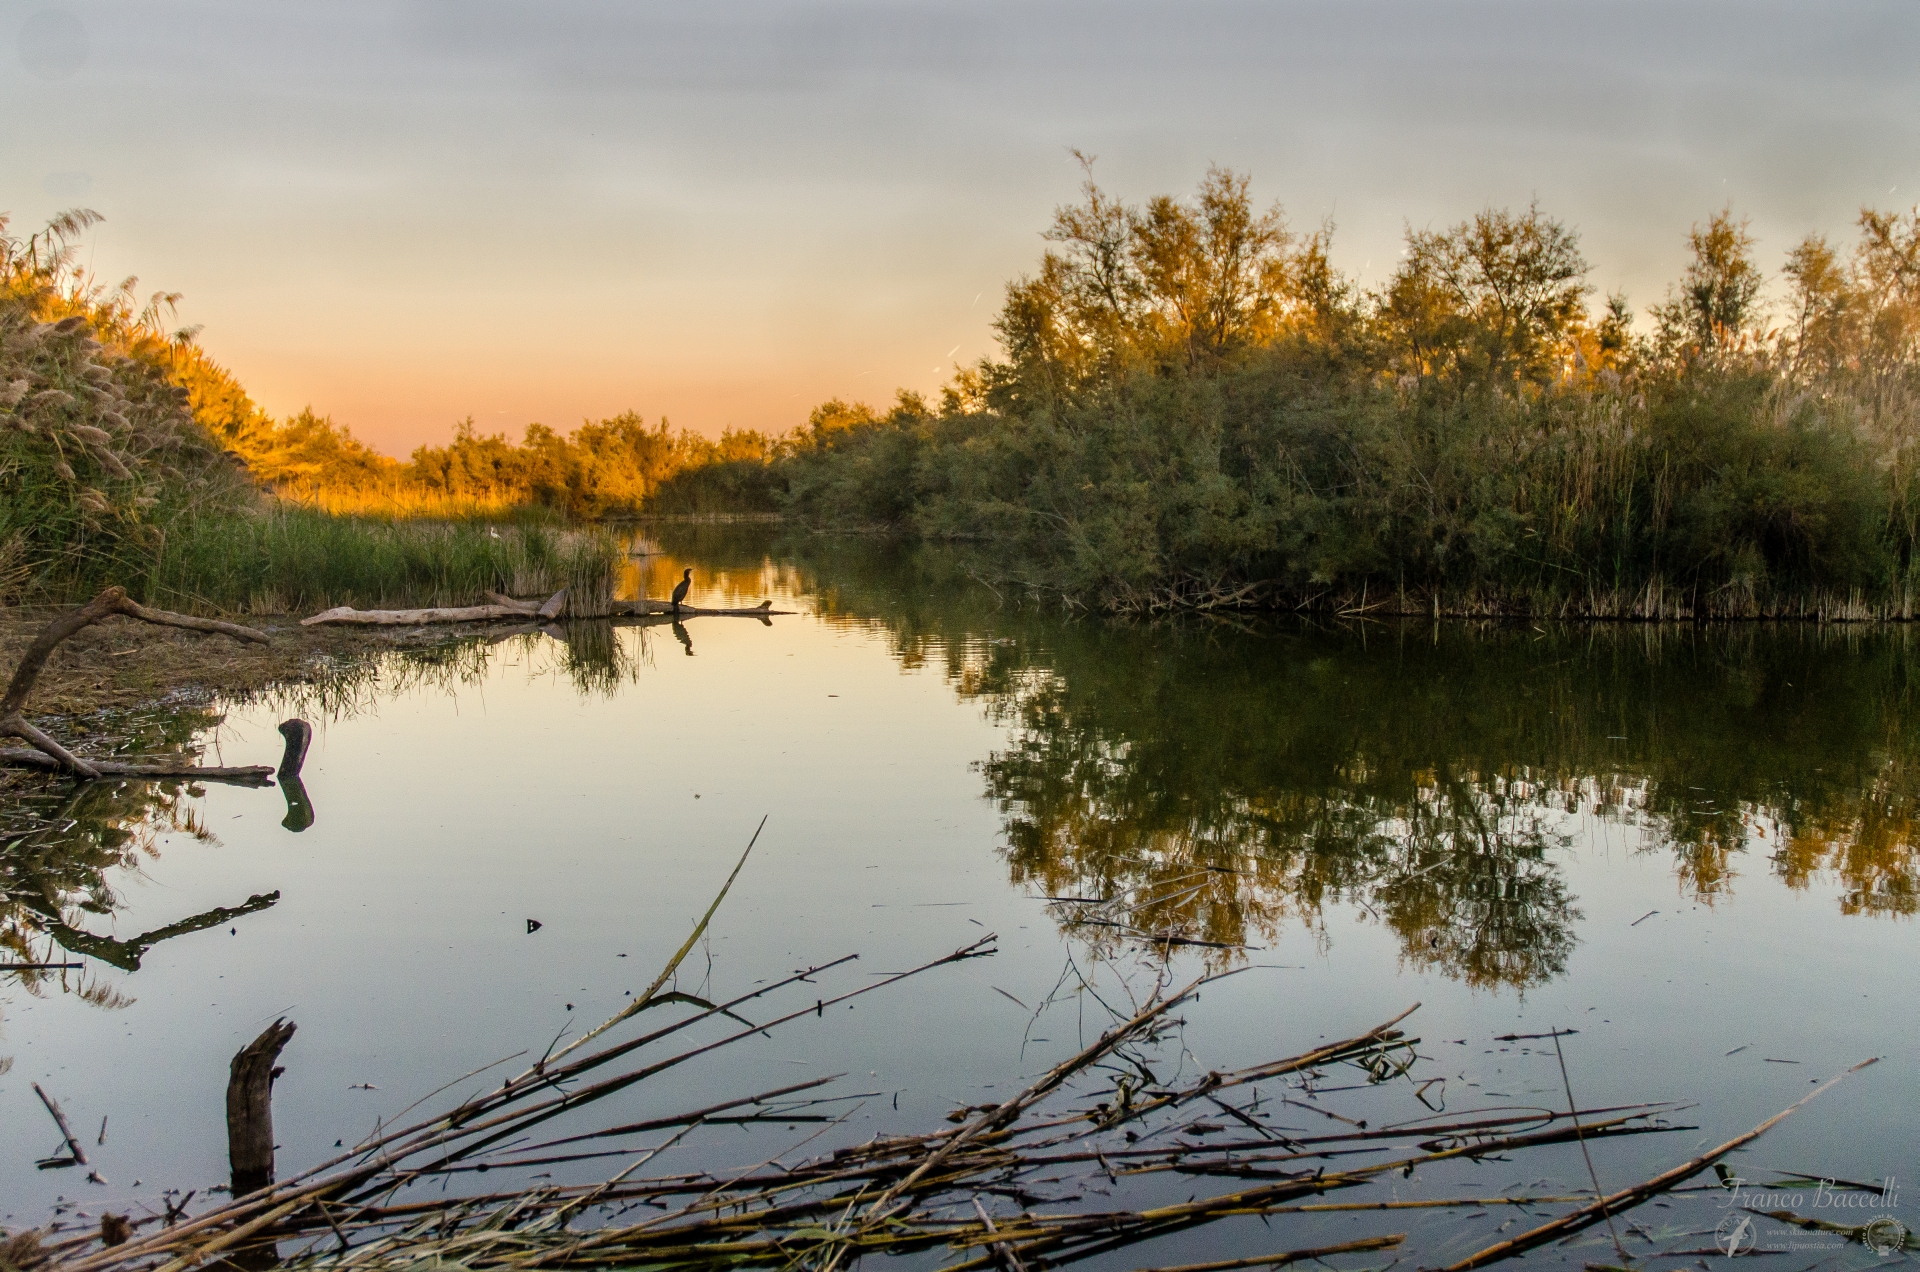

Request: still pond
left=2, top=527, right=1916, bottom=1266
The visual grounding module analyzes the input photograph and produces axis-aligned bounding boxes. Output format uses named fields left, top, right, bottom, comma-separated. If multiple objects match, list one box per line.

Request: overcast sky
left=5, top=1, right=1916, bottom=453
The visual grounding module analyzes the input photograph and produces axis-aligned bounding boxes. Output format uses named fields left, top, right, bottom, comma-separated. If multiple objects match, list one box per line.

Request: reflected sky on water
left=2, top=531, right=1916, bottom=1259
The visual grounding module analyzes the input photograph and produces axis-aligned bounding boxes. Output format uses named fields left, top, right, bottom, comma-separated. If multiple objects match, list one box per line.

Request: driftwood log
left=301, top=602, right=532, bottom=627
left=0, top=749, right=276, bottom=785
left=613, top=598, right=791, bottom=618
left=229, top=1019, right=296, bottom=1197
left=0, top=586, right=273, bottom=780
left=301, top=590, right=794, bottom=627
left=300, top=588, right=568, bottom=627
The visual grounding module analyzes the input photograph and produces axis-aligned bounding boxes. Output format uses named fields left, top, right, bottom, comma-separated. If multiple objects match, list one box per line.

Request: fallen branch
left=301, top=603, right=535, bottom=627
left=614, top=598, right=795, bottom=618
left=1, top=586, right=269, bottom=778
left=304, top=591, right=793, bottom=626
left=33, top=1083, right=89, bottom=1167
left=0, top=748, right=273, bottom=785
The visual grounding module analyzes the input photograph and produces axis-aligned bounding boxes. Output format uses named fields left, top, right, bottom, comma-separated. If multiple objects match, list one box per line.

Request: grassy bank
left=149, top=506, right=620, bottom=614
left=1, top=212, right=622, bottom=614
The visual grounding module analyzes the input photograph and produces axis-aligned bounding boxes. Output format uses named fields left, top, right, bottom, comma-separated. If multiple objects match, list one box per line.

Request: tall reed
left=148, top=507, right=620, bottom=615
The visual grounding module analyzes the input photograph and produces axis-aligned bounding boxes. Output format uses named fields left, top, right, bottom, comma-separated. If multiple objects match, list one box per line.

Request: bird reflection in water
left=672, top=621, right=694, bottom=656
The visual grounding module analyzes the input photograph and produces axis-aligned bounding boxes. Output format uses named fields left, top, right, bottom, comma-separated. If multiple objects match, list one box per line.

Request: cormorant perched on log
left=671, top=568, right=693, bottom=614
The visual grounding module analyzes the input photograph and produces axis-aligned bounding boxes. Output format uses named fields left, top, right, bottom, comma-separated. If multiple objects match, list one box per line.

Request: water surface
left=2, top=531, right=1915, bottom=1264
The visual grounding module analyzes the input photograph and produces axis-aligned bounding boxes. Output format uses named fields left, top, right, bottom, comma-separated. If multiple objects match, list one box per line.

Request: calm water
left=3, top=528, right=1917, bottom=1265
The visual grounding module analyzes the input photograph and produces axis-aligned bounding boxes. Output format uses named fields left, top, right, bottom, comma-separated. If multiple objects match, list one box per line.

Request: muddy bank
left=0, top=606, right=461, bottom=808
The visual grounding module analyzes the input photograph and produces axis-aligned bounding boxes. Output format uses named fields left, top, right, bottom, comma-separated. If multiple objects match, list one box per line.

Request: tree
left=993, top=161, right=1309, bottom=387
left=1854, top=206, right=1920, bottom=377
left=1780, top=232, right=1860, bottom=381
left=1042, top=152, right=1147, bottom=356
left=1652, top=208, right=1766, bottom=362
left=1131, top=166, right=1295, bottom=366
left=1596, top=291, right=1634, bottom=363
left=1382, top=202, right=1591, bottom=387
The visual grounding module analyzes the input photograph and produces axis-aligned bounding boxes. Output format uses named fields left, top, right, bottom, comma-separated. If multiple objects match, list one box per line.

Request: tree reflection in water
left=0, top=620, right=645, bottom=1046
left=972, top=646, right=1586, bottom=988
left=708, top=531, right=1920, bottom=992
left=2, top=716, right=220, bottom=1068
left=970, top=621, right=1920, bottom=988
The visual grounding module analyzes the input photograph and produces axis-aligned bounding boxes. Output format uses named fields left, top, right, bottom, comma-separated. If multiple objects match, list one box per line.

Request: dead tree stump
left=228, top=1019, right=295, bottom=1197
left=276, top=719, right=311, bottom=778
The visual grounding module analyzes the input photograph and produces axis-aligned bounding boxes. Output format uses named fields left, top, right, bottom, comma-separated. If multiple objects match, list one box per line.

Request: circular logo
left=1716, top=1213, right=1759, bottom=1257
left=1861, top=1218, right=1908, bottom=1257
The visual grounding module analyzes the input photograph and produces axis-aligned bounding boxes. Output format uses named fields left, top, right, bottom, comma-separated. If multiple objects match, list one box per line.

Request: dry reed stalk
left=28, top=824, right=1862, bottom=1272
left=1439, top=1057, right=1881, bottom=1271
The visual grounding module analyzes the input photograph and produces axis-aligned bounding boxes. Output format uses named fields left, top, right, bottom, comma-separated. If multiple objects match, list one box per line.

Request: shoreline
left=0, top=608, right=470, bottom=809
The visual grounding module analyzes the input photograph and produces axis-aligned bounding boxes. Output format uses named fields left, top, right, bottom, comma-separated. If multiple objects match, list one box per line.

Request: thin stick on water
left=372, top=1049, right=530, bottom=1134
left=1551, top=1027, right=1630, bottom=1265
left=538, top=814, right=766, bottom=1072
left=974, top=1196, right=1031, bottom=1272
left=842, top=972, right=1214, bottom=1249
left=33, top=1083, right=88, bottom=1166
left=1441, top=1057, right=1881, bottom=1271
left=1131, top=1234, right=1405, bottom=1272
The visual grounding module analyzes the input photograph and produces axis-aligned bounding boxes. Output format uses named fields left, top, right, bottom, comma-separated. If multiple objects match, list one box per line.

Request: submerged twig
left=32, top=1083, right=88, bottom=1167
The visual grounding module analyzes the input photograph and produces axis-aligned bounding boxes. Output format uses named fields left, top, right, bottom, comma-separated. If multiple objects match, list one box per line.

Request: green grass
left=147, top=506, right=622, bottom=615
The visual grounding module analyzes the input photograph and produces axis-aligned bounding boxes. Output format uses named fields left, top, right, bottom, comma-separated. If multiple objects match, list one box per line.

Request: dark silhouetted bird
left=671, top=567, right=692, bottom=613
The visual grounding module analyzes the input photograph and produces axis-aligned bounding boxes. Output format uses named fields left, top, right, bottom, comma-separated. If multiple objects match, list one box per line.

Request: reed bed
left=17, top=829, right=1887, bottom=1272
left=145, top=508, right=621, bottom=615
left=280, top=486, right=536, bottom=521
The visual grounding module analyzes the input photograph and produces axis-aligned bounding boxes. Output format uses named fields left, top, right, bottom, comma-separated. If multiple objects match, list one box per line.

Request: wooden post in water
left=276, top=719, right=311, bottom=778
left=228, top=1019, right=296, bottom=1197
left=277, top=720, right=316, bottom=831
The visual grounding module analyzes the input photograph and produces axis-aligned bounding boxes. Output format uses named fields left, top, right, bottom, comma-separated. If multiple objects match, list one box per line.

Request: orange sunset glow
left=7, top=2, right=1913, bottom=454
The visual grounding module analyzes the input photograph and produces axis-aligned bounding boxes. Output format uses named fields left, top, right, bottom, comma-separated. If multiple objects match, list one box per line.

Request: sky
left=4, top=0, right=1917, bottom=455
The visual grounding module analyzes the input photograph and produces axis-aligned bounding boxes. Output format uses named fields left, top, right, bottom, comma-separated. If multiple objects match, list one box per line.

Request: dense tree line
left=761, top=167, right=1920, bottom=615
left=10, top=175, right=1919, bottom=616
